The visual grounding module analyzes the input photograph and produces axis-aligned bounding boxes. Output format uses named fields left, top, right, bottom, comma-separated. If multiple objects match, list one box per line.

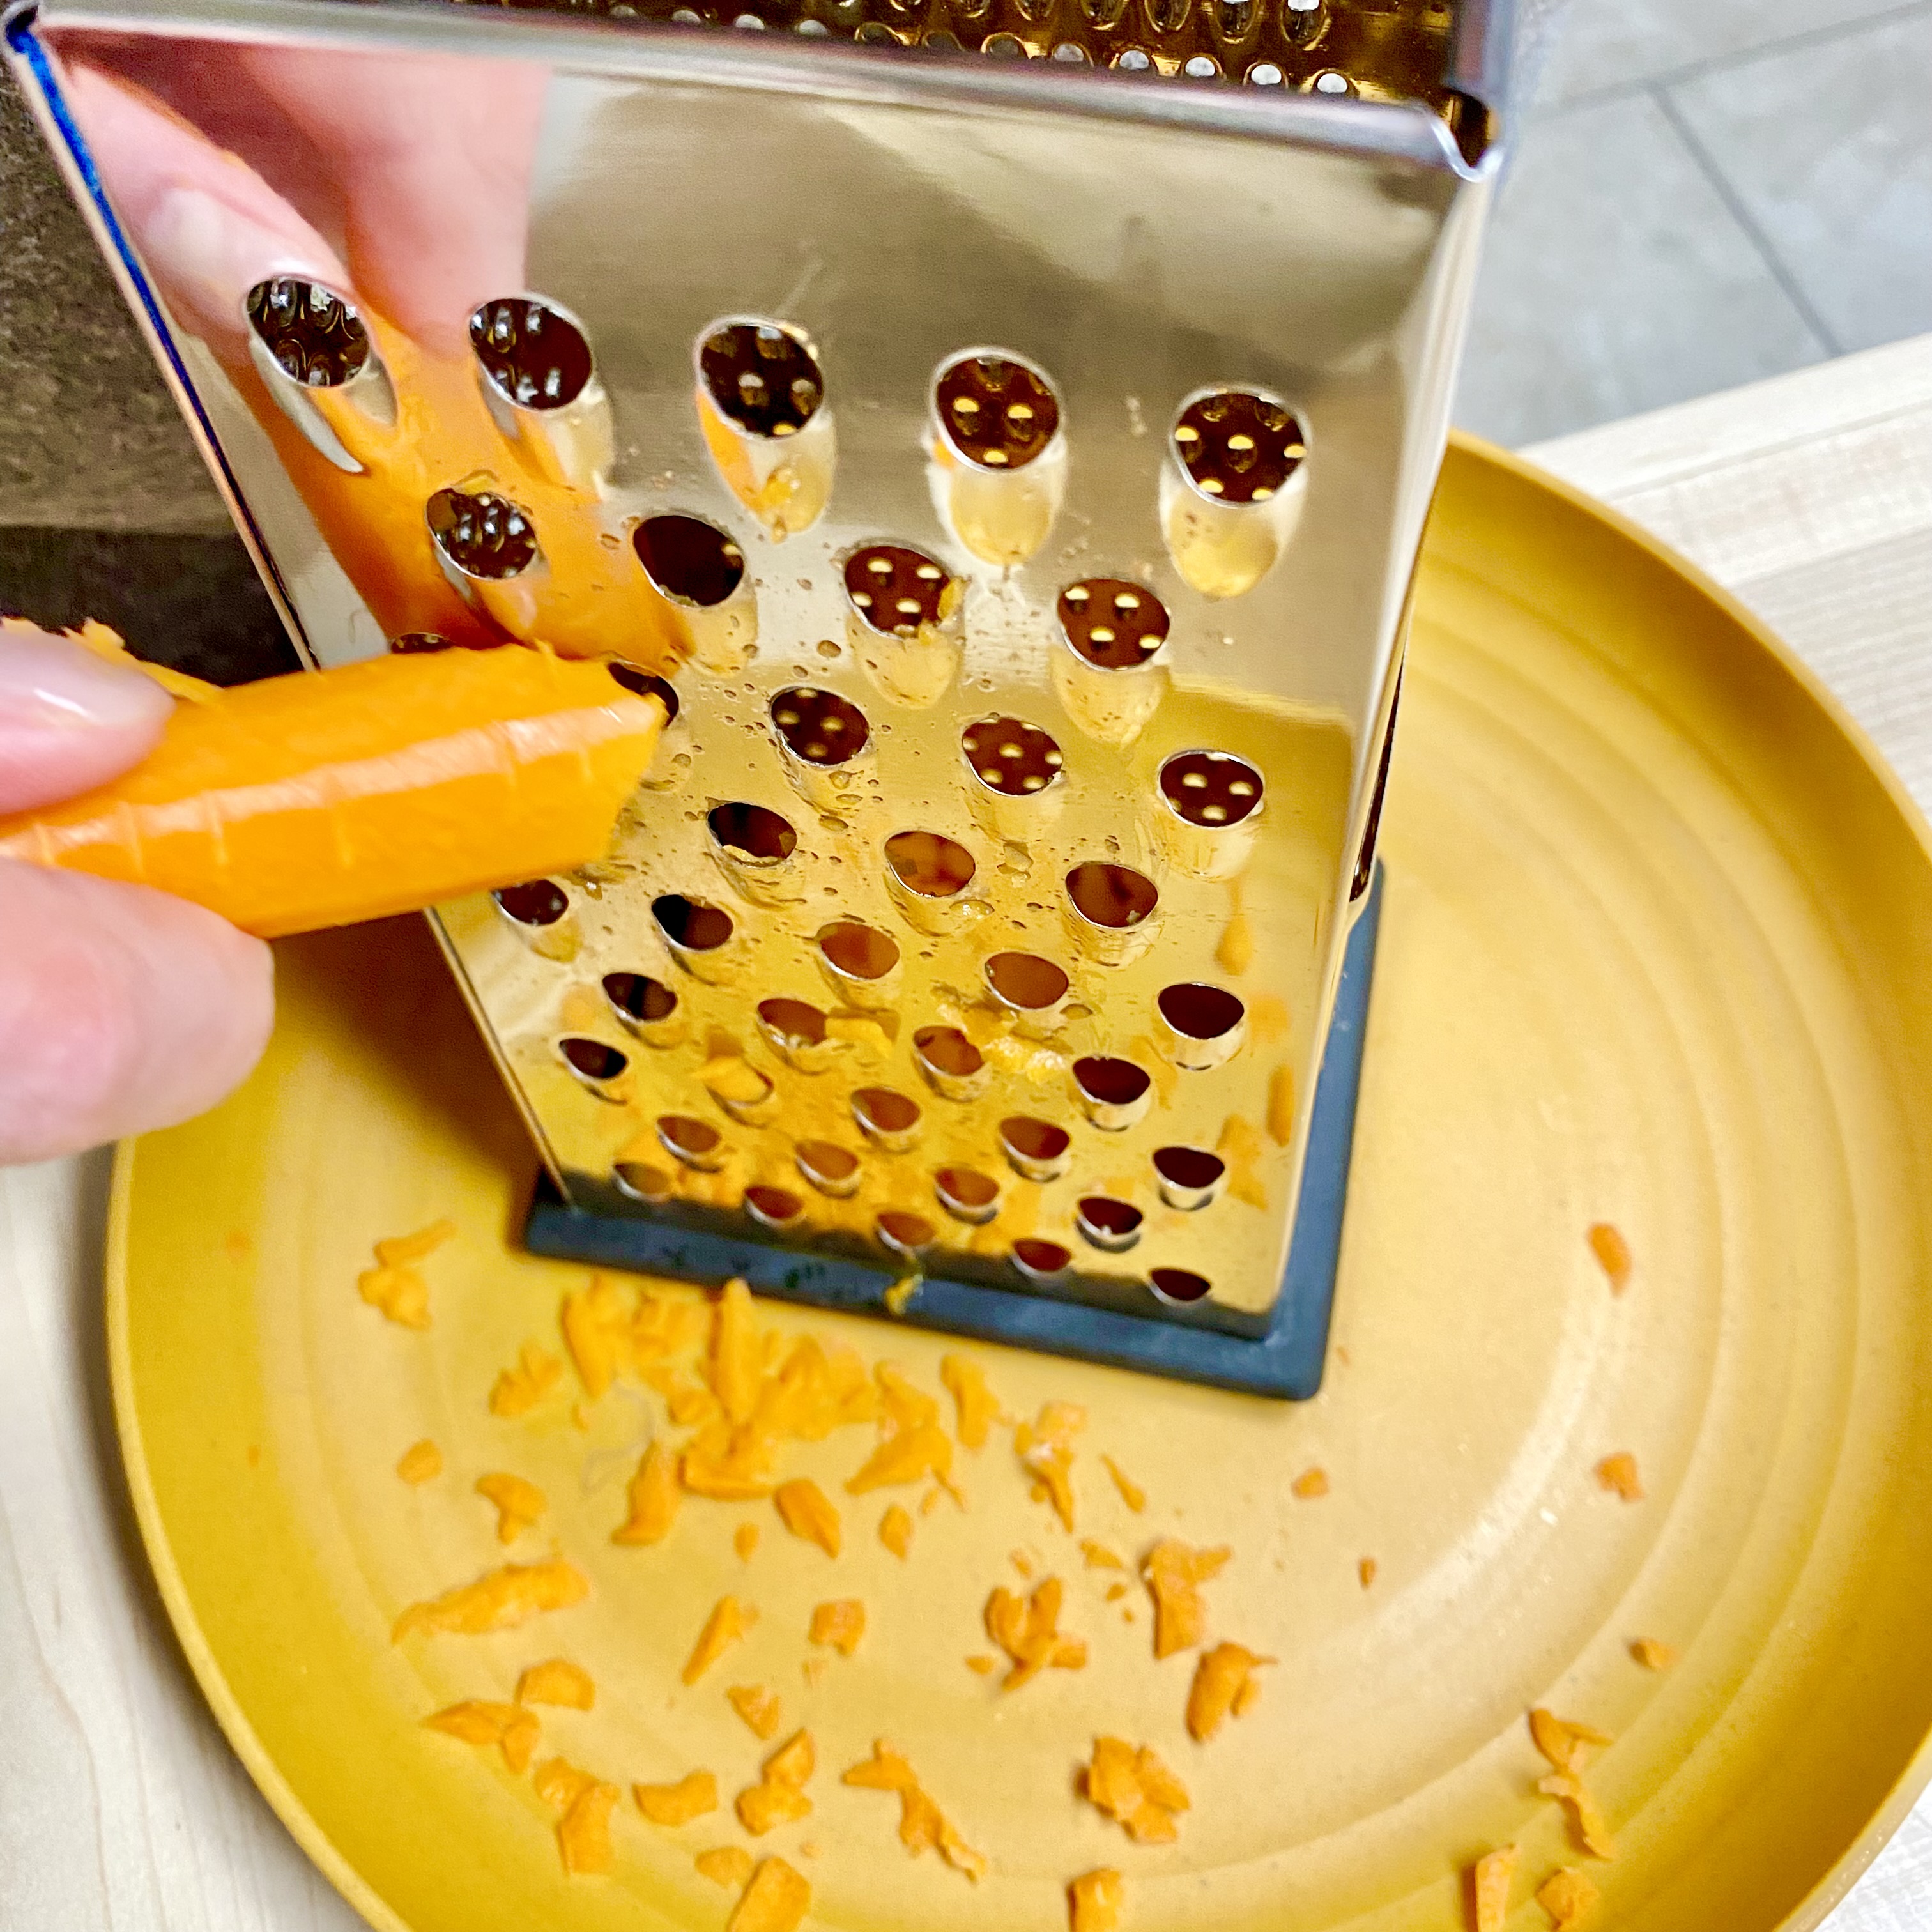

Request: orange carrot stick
left=0, top=633, right=662, bottom=937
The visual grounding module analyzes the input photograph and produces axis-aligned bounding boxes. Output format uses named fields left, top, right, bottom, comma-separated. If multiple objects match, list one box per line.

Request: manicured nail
left=141, top=185, right=330, bottom=332
left=0, top=627, right=172, bottom=733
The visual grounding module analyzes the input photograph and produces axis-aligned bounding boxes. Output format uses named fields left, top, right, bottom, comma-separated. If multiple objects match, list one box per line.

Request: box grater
left=6, top=0, right=1509, bottom=1394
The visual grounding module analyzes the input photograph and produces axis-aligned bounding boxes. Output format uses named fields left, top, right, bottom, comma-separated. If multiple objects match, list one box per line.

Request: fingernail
left=0, top=627, right=174, bottom=733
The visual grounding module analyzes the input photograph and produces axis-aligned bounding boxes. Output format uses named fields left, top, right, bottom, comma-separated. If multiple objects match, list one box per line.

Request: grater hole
left=878, top=1209, right=936, bottom=1255
left=700, top=320, right=824, bottom=439
left=1154, top=1146, right=1226, bottom=1191
left=985, top=952, right=1070, bottom=1011
left=1308, top=68, right=1355, bottom=95
left=934, top=352, right=1061, bottom=470
left=885, top=831, right=976, bottom=900
left=758, top=997, right=827, bottom=1048
left=999, top=1116, right=1071, bottom=1169
left=935, top=1165, right=1000, bottom=1223
left=1013, top=1238, right=1073, bottom=1279
left=709, top=802, right=797, bottom=863
left=494, top=879, right=569, bottom=927
left=745, top=1184, right=805, bottom=1228
left=773, top=687, right=871, bottom=765
left=962, top=715, right=1064, bottom=797
left=1157, top=983, right=1246, bottom=1041
left=844, top=544, right=954, bottom=637
left=1159, top=749, right=1264, bottom=827
left=652, top=894, right=734, bottom=951
left=659, top=1114, right=726, bottom=1166
left=560, top=1036, right=628, bottom=1083
left=604, top=970, right=677, bottom=1023
left=818, top=920, right=900, bottom=981
left=634, top=515, right=746, bottom=608
left=614, top=1160, right=675, bottom=1203
left=607, top=662, right=682, bottom=720
left=1073, top=1056, right=1151, bottom=1108
left=914, top=1025, right=985, bottom=1082
left=1058, top=579, right=1170, bottom=670
left=388, top=631, right=457, bottom=654
left=796, top=1139, right=862, bottom=1194
left=1076, top=1195, right=1144, bottom=1252
left=1066, top=862, right=1158, bottom=931
left=468, top=296, right=593, bottom=411
left=427, top=488, right=539, bottom=580
left=1150, top=1267, right=1212, bottom=1305
left=853, top=1086, right=921, bottom=1138
left=246, top=278, right=370, bottom=387
left=1173, top=390, right=1306, bottom=505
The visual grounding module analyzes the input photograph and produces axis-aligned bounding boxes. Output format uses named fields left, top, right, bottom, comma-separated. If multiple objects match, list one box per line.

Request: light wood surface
left=4, top=337, right=1928, bottom=1931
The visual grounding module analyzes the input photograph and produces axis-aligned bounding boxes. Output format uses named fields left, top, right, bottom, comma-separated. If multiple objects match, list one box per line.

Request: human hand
left=0, top=629, right=273, bottom=1165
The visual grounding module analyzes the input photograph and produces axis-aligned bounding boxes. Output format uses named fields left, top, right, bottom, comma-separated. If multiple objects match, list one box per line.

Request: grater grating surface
left=7, top=0, right=1507, bottom=1391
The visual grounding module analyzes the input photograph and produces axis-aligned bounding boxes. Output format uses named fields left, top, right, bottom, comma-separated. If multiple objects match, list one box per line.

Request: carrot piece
left=517, top=1659, right=595, bottom=1710
left=696, top=1844, right=755, bottom=1889
left=391, top=1560, right=587, bottom=1641
left=395, top=1439, right=441, bottom=1485
left=636, top=1770, right=719, bottom=1826
left=1470, top=1846, right=1516, bottom=1932
left=0, top=644, right=664, bottom=937
left=1069, top=1868, right=1124, bottom=1932
left=1587, top=1223, right=1632, bottom=1293
left=729, top=1857, right=811, bottom=1932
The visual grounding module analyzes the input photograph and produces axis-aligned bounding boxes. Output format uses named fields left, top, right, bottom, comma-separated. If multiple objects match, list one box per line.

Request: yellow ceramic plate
left=111, top=436, right=1932, bottom=1932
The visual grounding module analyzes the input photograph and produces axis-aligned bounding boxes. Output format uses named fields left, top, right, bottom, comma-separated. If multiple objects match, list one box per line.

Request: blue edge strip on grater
left=528, top=865, right=1384, bottom=1400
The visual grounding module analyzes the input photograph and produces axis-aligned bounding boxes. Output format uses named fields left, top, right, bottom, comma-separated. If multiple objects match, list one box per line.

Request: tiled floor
left=1454, top=0, right=1932, bottom=446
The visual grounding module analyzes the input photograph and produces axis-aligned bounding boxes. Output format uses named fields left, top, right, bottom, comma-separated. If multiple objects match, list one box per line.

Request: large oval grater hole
left=494, top=878, right=568, bottom=927
left=652, top=894, right=735, bottom=952
left=914, top=1025, right=985, bottom=1082
left=700, top=319, right=825, bottom=438
left=853, top=1086, right=922, bottom=1140
left=758, top=997, right=827, bottom=1049
left=845, top=544, right=954, bottom=637
left=709, top=802, right=797, bottom=863
left=796, top=1139, right=862, bottom=1195
left=1157, top=983, right=1246, bottom=1041
left=1074, top=1056, right=1152, bottom=1107
left=469, top=296, right=594, bottom=410
left=1150, top=1266, right=1213, bottom=1305
left=962, top=716, right=1064, bottom=797
left=1059, top=579, right=1170, bottom=669
left=560, top=1036, right=628, bottom=1084
left=604, top=970, right=677, bottom=1025
left=1153, top=1146, right=1227, bottom=1211
left=885, top=831, right=976, bottom=900
left=818, top=920, right=899, bottom=982
left=772, top=687, right=870, bottom=765
left=389, top=631, right=457, bottom=655
left=1173, top=390, right=1306, bottom=503
left=745, top=1184, right=805, bottom=1228
left=935, top=1165, right=1001, bottom=1223
left=999, top=1116, right=1072, bottom=1181
left=427, top=488, right=539, bottom=580
left=659, top=1114, right=727, bottom=1169
left=606, top=662, right=682, bottom=720
left=934, top=351, right=1061, bottom=470
left=247, top=278, right=370, bottom=387
left=985, top=952, right=1070, bottom=1011
left=1013, top=1238, right=1073, bottom=1280
left=1159, top=750, right=1263, bottom=827
left=1076, top=1195, right=1144, bottom=1252
left=878, top=1209, right=936, bottom=1256
left=614, top=1160, right=675, bottom=1203
left=1066, top=862, right=1158, bottom=931
left=634, top=515, right=746, bottom=608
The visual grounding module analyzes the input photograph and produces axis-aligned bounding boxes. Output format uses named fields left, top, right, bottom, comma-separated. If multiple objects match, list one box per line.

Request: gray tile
left=1532, top=0, right=1923, bottom=109
left=1453, top=93, right=1830, bottom=447
left=1669, top=12, right=1932, bottom=353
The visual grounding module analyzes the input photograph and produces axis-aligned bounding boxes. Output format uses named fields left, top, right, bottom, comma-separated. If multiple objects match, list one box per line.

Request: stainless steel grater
left=6, top=0, right=1509, bottom=1393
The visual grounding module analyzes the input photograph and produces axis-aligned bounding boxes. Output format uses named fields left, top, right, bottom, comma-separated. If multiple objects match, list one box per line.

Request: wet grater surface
left=12, top=0, right=1505, bottom=1386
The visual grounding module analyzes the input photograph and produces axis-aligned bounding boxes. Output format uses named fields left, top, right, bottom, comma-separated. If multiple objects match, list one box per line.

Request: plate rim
left=105, top=429, right=1932, bottom=1932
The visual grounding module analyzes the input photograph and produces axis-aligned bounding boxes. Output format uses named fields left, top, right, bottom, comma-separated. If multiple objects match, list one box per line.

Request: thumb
left=0, top=625, right=173, bottom=812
